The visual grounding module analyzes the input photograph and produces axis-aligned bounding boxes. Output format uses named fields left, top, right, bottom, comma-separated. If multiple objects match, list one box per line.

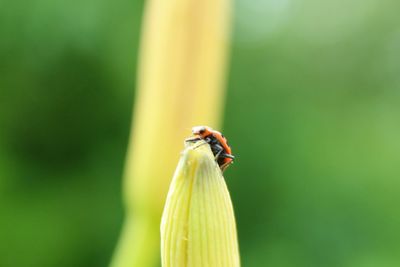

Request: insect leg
left=221, top=153, right=235, bottom=159
left=192, top=141, right=209, bottom=150
left=219, top=161, right=232, bottom=172
left=185, top=137, right=202, bottom=143
left=213, top=144, right=224, bottom=159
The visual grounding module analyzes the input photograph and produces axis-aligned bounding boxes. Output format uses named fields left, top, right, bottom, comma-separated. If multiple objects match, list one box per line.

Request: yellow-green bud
left=161, top=141, right=240, bottom=267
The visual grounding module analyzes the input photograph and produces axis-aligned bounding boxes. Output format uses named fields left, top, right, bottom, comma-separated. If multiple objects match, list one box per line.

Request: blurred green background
left=1, top=0, right=400, bottom=266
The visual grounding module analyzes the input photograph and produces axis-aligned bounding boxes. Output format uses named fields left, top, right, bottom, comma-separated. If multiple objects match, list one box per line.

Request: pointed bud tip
left=161, top=140, right=240, bottom=267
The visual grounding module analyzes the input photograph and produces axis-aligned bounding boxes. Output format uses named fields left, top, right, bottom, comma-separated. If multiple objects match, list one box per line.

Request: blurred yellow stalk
left=161, top=141, right=240, bottom=267
left=110, top=0, right=231, bottom=266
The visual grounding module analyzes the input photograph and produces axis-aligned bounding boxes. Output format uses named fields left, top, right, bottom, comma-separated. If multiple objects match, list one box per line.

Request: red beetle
left=186, top=126, right=234, bottom=171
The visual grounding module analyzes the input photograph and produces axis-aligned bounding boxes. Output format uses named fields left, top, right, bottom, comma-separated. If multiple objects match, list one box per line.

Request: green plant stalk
left=111, top=215, right=159, bottom=267
left=110, top=0, right=231, bottom=265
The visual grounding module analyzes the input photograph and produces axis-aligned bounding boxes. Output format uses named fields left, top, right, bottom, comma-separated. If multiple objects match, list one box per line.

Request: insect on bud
left=161, top=140, right=240, bottom=267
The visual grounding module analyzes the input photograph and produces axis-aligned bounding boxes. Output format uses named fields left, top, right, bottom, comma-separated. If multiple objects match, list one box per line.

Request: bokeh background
left=1, top=0, right=400, bottom=266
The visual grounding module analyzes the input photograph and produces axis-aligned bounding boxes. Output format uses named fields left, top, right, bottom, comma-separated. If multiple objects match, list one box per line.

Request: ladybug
left=186, top=126, right=234, bottom=171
